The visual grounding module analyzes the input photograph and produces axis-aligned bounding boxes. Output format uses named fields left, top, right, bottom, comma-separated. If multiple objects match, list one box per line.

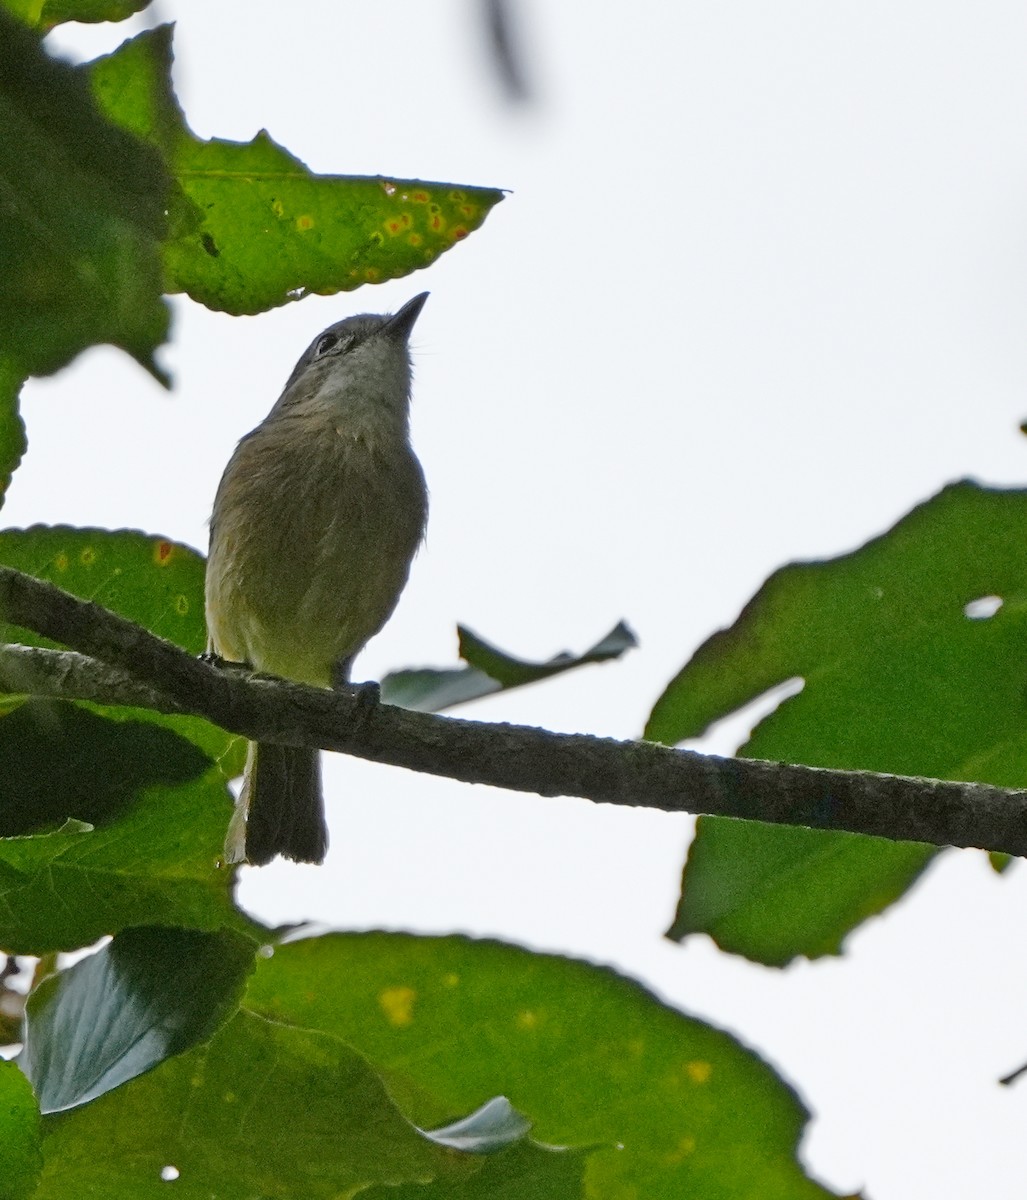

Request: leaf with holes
left=647, top=481, right=1027, bottom=964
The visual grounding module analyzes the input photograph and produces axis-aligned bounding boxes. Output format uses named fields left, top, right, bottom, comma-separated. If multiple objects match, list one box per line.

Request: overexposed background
left=16, top=3, right=1027, bottom=1195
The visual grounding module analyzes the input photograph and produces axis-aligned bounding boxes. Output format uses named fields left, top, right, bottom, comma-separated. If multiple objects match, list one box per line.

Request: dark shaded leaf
left=0, top=12, right=170, bottom=378
left=22, top=925, right=256, bottom=1113
left=0, top=700, right=209, bottom=836
left=382, top=621, right=637, bottom=712
left=0, top=766, right=253, bottom=955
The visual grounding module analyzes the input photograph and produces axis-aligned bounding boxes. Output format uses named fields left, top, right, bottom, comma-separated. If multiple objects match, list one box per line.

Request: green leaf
left=0, top=1059, right=41, bottom=1199
left=0, top=528, right=250, bottom=954
left=0, top=12, right=170, bottom=378
left=0, top=360, right=26, bottom=510
left=245, top=933, right=837, bottom=1199
left=22, top=925, right=256, bottom=1113
left=35, top=1010, right=549, bottom=1197
left=382, top=621, right=637, bottom=712
left=89, top=27, right=505, bottom=316
left=669, top=820, right=933, bottom=966
left=0, top=0, right=151, bottom=29
left=989, top=851, right=1012, bottom=873
left=0, top=766, right=251, bottom=955
left=647, top=481, right=1027, bottom=964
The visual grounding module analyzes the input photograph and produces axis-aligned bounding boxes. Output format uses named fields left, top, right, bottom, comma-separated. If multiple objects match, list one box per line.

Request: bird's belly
left=242, top=545, right=413, bottom=685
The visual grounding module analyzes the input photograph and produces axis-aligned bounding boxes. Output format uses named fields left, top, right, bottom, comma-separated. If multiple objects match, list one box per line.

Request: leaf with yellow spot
left=88, top=27, right=504, bottom=316
left=0, top=524, right=204, bottom=651
left=246, top=933, right=838, bottom=1200
left=0, top=523, right=244, bottom=765
left=379, top=986, right=416, bottom=1028
left=684, top=1061, right=712, bottom=1085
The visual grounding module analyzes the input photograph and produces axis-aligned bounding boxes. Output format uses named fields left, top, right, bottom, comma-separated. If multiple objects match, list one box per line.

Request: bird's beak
left=386, top=292, right=429, bottom=341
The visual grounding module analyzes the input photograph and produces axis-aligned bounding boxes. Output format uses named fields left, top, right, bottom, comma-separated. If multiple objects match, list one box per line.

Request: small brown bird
left=205, top=293, right=430, bottom=865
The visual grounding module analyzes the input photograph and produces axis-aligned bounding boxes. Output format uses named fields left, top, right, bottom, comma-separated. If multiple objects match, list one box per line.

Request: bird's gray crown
left=281, top=292, right=428, bottom=394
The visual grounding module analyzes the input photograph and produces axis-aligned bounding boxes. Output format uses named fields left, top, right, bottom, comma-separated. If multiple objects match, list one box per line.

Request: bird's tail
left=225, top=742, right=328, bottom=865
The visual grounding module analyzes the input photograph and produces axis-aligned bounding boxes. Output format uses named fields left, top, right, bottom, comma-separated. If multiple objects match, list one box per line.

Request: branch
left=2, top=566, right=1026, bottom=857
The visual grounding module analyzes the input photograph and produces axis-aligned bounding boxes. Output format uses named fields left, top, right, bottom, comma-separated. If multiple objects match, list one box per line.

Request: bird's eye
left=314, top=333, right=339, bottom=358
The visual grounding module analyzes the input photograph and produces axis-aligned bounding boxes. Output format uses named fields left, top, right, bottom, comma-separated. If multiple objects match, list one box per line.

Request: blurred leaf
left=383, top=621, right=637, bottom=712
left=245, top=933, right=837, bottom=1199
left=0, top=359, right=26, bottom=510
left=0, top=766, right=254, bottom=955
left=0, top=700, right=209, bottom=836
left=481, top=0, right=532, bottom=102
left=0, top=0, right=151, bottom=28
left=23, top=925, right=256, bottom=1113
left=0, top=12, right=170, bottom=378
left=34, top=1009, right=554, bottom=1197
left=647, top=481, right=1027, bottom=964
left=90, top=27, right=505, bottom=316
left=0, top=1059, right=41, bottom=1199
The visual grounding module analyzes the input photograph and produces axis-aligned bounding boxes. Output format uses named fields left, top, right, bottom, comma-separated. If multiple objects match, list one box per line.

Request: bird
left=204, top=292, right=430, bottom=865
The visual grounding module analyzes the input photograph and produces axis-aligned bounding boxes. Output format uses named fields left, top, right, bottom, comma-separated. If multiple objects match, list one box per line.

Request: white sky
left=20, top=3, right=1027, bottom=1196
